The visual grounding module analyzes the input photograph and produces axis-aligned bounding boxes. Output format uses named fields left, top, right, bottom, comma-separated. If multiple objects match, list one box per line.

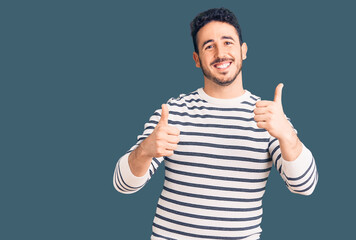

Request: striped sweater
left=113, top=88, right=318, bottom=240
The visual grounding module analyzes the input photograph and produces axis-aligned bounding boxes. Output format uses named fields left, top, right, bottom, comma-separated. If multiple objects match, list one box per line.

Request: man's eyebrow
left=222, top=36, right=235, bottom=41
left=201, top=36, right=236, bottom=48
left=202, top=39, right=214, bottom=48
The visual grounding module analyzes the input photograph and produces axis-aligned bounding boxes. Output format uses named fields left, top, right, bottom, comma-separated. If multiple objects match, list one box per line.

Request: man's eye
left=205, top=45, right=213, bottom=50
left=225, top=42, right=232, bottom=45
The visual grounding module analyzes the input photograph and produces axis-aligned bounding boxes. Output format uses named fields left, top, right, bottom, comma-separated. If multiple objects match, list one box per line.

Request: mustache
left=210, top=57, right=234, bottom=66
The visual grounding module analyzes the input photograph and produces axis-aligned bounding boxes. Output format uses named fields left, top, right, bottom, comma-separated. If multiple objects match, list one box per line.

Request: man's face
left=193, top=21, right=247, bottom=86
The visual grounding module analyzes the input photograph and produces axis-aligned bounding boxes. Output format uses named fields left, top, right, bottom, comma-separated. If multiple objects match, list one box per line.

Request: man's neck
left=203, top=74, right=245, bottom=99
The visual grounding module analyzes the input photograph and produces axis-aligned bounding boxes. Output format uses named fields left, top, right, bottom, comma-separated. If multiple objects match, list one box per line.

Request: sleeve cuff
left=281, top=144, right=313, bottom=178
left=118, top=152, right=149, bottom=188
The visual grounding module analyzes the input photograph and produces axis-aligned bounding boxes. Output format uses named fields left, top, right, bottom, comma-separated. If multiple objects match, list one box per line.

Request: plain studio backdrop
left=1, top=0, right=355, bottom=239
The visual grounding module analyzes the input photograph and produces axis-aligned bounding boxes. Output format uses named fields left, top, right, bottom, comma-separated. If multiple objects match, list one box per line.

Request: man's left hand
left=254, top=83, right=294, bottom=140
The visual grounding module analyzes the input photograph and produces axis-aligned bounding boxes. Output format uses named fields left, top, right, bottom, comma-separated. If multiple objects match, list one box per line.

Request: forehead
left=196, top=21, right=239, bottom=46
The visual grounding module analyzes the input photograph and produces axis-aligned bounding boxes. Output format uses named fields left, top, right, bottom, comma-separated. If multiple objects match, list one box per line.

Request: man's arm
left=128, top=104, right=180, bottom=177
left=254, top=83, right=318, bottom=195
left=113, top=104, right=180, bottom=194
left=254, top=83, right=303, bottom=161
left=268, top=136, right=318, bottom=195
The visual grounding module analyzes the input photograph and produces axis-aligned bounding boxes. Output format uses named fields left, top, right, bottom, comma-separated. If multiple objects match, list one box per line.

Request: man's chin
left=212, top=77, right=236, bottom=86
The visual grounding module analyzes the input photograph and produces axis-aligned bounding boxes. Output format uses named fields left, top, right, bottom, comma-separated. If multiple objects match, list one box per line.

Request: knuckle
left=156, top=132, right=165, bottom=140
left=156, top=140, right=164, bottom=148
left=157, top=148, right=164, bottom=156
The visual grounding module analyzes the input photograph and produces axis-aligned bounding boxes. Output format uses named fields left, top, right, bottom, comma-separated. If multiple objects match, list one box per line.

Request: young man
left=113, top=8, right=318, bottom=240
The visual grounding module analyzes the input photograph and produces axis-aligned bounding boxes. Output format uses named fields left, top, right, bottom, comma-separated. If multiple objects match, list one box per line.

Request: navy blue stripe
left=159, top=195, right=262, bottom=212
left=113, top=169, right=128, bottom=192
left=157, top=203, right=263, bottom=222
left=241, top=101, right=255, bottom=106
left=151, top=162, right=157, bottom=172
left=167, top=111, right=254, bottom=121
left=169, top=102, right=253, bottom=113
left=165, top=157, right=272, bottom=173
left=116, top=168, right=131, bottom=192
left=268, top=137, right=278, bottom=148
left=141, top=115, right=263, bottom=137
left=165, top=166, right=268, bottom=183
left=250, top=95, right=259, bottom=101
left=174, top=150, right=271, bottom=163
left=284, top=157, right=314, bottom=181
left=288, top=164, right=317, bottom=188
left=155, top=213, right=260, bottom=231
left=270, top=145, right=280, bottom=159
left=144, top=126, right=155, bottom=131
left=180, top=131, right=269, bottom=142
left=171, top=91, right=199, bottom=101
left=168, top=120, right=266, bottom=132
left=134, top=118, right=265, bottom=133
left=152, top=222, right=260, bottom=240
left=152, top=157, right=161, bottom=166
left=165, top=176, right=265, bottom=193
left=188, top=91, right=199, bottom=96
left=185, top=98, right=206, bottom=103
left=118, top=163, right=143, bottom=190
left=163, top=186, right=263, bottom=202
left=291, top=173, right=317, bottom=193
left=178, top=141, right=268, bottom=153
left=151, top=231, right=177, bottom=240
left=275, top=153, right=282, bottom=172
left=137, top=136, right=148, bottom=142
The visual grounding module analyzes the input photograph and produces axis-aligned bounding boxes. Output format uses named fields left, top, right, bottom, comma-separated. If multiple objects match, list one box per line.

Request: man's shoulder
left=166, top=89, right=203, bottom=104
left=246, top=90, right=261, bottom=103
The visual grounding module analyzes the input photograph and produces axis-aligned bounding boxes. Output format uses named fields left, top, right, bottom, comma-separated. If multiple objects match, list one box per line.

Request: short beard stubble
left=199, top=57, right=242, bottom=87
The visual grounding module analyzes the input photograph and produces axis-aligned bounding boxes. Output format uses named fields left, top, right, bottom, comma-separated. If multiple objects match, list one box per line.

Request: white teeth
left=216, top=63, right=231, bottom=69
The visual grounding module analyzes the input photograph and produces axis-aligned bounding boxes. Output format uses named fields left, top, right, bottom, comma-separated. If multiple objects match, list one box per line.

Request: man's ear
left=242, top=42, right=248, bottom=60
left=193, top=52, right=201, bottom=68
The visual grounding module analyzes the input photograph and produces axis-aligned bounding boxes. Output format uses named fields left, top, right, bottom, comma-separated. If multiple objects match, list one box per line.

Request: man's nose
left=215, top=44, right=226, bottom=59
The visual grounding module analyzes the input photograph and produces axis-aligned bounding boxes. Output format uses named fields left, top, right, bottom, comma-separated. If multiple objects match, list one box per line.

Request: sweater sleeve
left=113, top=107, right=166, bottom=194
left=268, top=120, right=318, bottom=196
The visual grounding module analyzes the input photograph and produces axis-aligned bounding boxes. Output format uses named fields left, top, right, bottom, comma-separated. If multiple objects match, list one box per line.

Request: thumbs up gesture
left=140, top=104, right=180, bottom=158
left=254, top=83, right=294, bottom=140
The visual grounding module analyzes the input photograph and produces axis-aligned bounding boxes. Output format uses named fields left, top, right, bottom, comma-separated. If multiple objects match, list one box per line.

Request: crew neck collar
left=197, top=88, right=251, bottom=107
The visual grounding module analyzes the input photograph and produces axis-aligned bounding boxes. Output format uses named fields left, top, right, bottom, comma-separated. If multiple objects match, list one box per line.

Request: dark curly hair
left=190, top=7, right=243, bottom=53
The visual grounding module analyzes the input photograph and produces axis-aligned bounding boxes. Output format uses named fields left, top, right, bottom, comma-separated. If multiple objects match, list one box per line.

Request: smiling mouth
left=213, top=61, right=232, bottom=70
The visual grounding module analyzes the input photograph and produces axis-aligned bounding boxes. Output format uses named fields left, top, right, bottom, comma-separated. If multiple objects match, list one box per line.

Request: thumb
left=274, top=83, right=284, bottom=104
left=159, top=104, right=169, bottom=125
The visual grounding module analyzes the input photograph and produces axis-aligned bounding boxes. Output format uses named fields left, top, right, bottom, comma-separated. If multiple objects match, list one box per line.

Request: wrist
left=277, top=120, right=296, bottom=142
left=136, top=139, right=153, bottom=160
left=128, top=142, right=153, bottom=177
left=278, top=129, right=302, bottom=162
left=279, top=129, right=295, bottom=144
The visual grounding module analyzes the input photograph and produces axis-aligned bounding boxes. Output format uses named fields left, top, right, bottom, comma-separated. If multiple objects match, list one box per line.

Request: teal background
left=1, top=0, right=355, bottom=239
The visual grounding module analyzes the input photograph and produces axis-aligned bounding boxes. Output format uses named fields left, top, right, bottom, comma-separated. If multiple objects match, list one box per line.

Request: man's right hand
left=128, top=104, right=180, bottom=177
left=140, top=104, right=180, bottom=158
